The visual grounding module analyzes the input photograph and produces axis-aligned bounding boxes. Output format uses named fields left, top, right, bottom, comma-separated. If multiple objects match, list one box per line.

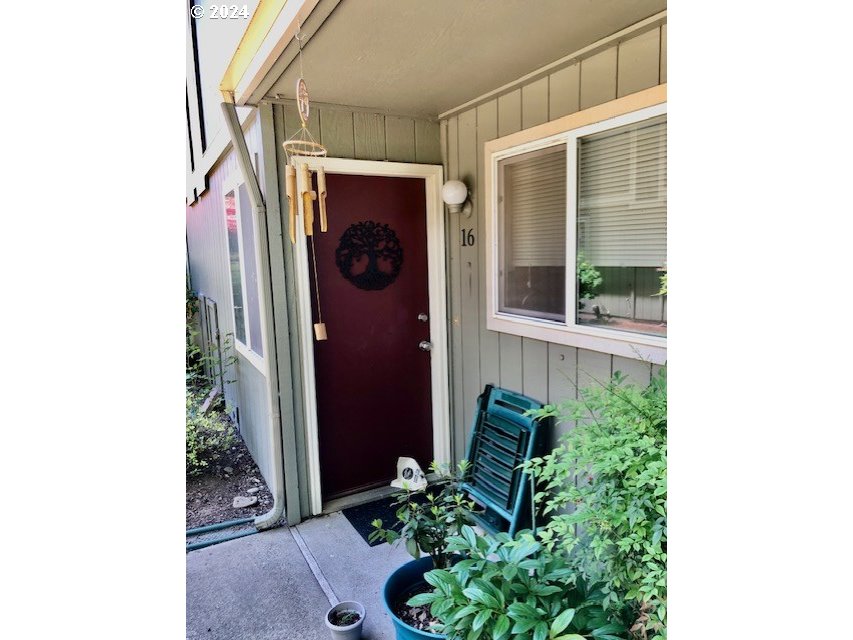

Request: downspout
left=221, top=100, right=285, bottom=530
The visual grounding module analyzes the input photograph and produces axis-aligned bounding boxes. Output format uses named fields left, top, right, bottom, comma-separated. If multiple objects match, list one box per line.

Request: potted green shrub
left=408, top=370, right=667, bottom=640
left=415, top=525, right=631, bottom=640
left=324, top=600, right=365, bottom=640
left=369, top=461, right=477, bottom=639
left=524, top=368, right=668, bottom=639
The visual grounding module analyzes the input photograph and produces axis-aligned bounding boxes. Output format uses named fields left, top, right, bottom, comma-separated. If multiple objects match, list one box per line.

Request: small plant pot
left=325, top=600, right=365, bottom=640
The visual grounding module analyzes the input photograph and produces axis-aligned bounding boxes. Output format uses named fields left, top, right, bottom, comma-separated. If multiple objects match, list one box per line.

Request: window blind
left=502, top=145, right=567, bottom=267
left=577, top=115, right=666, bottom=268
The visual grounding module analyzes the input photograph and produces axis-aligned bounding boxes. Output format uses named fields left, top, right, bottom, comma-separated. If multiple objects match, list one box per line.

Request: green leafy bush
left=577, top=254, right=603, bottom=303
left=369, top=461, right=478, bottom=569
left=524, top=369, right=667, bottom=639
left=416, top=525, right=631, bottom=640
left=186, top=390, right=236, bottom=476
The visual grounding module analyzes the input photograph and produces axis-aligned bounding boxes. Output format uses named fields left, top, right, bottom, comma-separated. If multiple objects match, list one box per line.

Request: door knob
left=418, top=340, right=433, bottom=352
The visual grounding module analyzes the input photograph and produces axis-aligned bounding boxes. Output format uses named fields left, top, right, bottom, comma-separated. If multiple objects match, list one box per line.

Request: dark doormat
left=341, top=493, right=428, bottom=546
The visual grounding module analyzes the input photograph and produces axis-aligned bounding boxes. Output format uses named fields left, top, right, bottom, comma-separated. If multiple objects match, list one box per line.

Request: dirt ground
left=186, top=434, right=274, bottom=530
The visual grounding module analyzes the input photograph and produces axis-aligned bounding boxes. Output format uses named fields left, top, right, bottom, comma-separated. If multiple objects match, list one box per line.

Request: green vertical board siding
left=499, top=335, right=523, bottom=394
left=522, top=76, right=549, bottom=128
left=617, top=27, right=662, bottom=97
left=236, top=356, right=273, bottom=485
left=612, top=355, right=652, bottom=387
left=580, top=46, right=618, bottom=110
left=577, top=349, right=612, bottom=392
left=476, top=100, right=500, bottom=390
left=318, top=108, right=355, bottom=158
left=436, top=19, right=667, bottom=469
left=593, top=267, right=634, bottom=319
left=522, top=338, right=548, bottom=402
left=186, top=115, right=276, bottom=495
left=549, top=63, right=580, bottom=119
left=385, top=116, right=417, bottom=162
left=261, top=102, right=302, bottom=525
left=282, top=102, right=302, bottom=141
left=634, top=267, right=666, bottom=323
left=497, top=89, right=521, bottom=137
left=445, top=116, right=466, bottom=460
left=495, top=88, right=523, bottom=391
left=273, top=103, right=311, bottom=519
left=353, top=112, right=386, bottom=160
left=548, top=344, right=578, bottom=446
left=415, top=120, right=442, bottom=164
left=548, top=345, right=578, bottom=405
left=458, top=107, right=481, bottom=444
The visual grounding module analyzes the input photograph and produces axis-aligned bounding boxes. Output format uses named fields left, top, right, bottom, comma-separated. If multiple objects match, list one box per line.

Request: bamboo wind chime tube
left=317, top=166, right=328, bottom=233
left=300, top=163, right=316, bottom=236
left=285, top=165, right=297, bottom=244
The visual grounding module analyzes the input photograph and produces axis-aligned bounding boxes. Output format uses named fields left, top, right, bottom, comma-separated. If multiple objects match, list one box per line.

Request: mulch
left=186, top=433, right=274, bottom=530
left=393, top=582, right=443, bottom=634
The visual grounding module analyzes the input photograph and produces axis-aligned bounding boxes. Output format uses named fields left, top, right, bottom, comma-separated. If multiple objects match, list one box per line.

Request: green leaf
left=509, top=540, right=541, bottom=563
left=492, top=615, right=510, bottom=639
left=533, top=621, right=549, bottom=640
left=473, top=609, right=492, bottom=632
left=462, top=587, right=499, bottom=609
left=511, top=618, right=538, bottom=634
left=407, top=592, right=440, bottom=607
left=405, top=537, right=420, bottom=559
left=424, top=569, right=453, bottom=590
left=592, top=623, right=626, bottom=637
left=550, top=609, right=576, bottom=636
left=532, top=585, right=562, bottom=596
left=453, top=604, right=481, bottom=621
left=461, top=524, right=479, bottom=549
left=552, top=635, right=586, bottom=640
left=507, top=602, right=540, bottom=621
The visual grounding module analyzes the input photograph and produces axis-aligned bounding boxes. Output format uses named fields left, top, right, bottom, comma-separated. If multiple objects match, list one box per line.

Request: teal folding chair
left=460, top=385, right=552, bottom=536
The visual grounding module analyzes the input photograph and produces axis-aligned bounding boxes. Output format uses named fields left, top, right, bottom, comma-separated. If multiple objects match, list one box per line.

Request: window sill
left=487, top=312, right=666, bottom=364
left=235, top=341, right=266, bottom=374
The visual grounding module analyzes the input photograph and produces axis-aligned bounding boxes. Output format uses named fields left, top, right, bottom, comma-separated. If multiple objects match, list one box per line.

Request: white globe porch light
left=441, top=180, right=469, bottom=214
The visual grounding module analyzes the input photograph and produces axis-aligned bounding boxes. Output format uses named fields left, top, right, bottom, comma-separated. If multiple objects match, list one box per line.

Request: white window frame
left=485, top=88, right=667, bottom=364
left=221, top=171, right=266, bottom=372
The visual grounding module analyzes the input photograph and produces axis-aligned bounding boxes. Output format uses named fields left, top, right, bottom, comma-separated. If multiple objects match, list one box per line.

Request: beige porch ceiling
left=263, top=0, right=666, bottom=118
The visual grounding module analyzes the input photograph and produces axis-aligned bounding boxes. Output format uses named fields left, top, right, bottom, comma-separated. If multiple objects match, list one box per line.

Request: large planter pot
left=381, top=556, right=447, bottom=640
left=325, top=600, right=365, bottom=640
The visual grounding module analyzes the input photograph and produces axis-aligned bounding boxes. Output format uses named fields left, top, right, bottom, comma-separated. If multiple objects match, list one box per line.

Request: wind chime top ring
left=281, top=138, right=328, bottom=157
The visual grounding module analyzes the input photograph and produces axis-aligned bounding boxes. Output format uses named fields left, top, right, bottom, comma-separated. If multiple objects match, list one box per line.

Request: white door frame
left=290, top=157, right=451, bottom=516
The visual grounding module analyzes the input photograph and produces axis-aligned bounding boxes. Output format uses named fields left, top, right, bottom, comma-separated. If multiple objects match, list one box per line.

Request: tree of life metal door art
left=280, top=22, right=331, bottom=341
left=335, top=221, right=404, bottom=291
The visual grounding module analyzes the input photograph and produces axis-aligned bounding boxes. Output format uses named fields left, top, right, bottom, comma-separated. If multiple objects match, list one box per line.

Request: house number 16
left=461, top=228, right=475, bottom=247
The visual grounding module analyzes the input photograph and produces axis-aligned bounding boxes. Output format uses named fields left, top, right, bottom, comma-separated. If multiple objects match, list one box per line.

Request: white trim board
left=290, top=157, right=450, bottom=516
left=221, top=170, right=270, bottom=375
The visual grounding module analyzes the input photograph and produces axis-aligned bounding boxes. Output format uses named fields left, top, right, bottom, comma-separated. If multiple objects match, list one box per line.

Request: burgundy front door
left=308, top=173, right=434, bottom=500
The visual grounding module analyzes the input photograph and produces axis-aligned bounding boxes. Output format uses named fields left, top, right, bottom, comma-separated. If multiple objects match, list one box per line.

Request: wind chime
left=282, top=22, right=329, bottom=341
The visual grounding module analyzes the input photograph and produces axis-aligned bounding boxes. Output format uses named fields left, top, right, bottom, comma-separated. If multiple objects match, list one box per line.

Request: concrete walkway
left=187, top=512, right=412, bottom=640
